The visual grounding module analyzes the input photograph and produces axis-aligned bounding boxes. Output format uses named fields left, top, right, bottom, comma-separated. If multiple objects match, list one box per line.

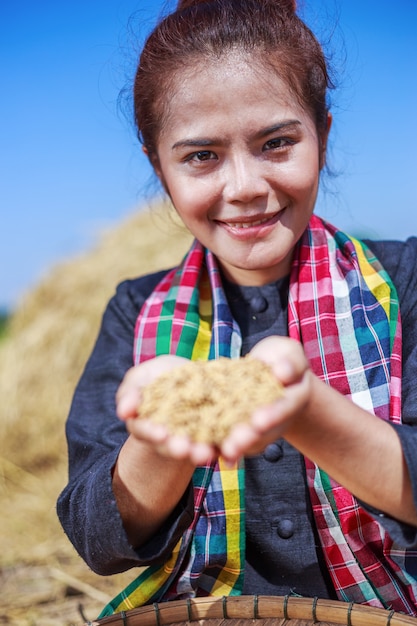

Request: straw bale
left=0, top=202, right=193, bottom=623
left=0, top=202, right=191, bottom=574
left=0, top=202, right=192, bottom=474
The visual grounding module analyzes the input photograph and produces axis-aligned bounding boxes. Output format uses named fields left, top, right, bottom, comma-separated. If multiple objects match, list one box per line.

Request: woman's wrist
left=113, top=435, right=194, bottom=548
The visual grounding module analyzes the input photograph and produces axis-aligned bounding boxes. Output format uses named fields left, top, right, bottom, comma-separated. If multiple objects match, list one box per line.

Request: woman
left=57, top=0, right=417, bottom=616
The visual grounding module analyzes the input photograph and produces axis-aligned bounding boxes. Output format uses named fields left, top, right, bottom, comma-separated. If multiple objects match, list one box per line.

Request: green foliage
left=0, top=309, right=9, bottom=341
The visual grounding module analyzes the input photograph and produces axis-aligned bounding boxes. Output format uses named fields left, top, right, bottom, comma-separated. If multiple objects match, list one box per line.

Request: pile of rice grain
left=140, top=356, right=284, bottom=444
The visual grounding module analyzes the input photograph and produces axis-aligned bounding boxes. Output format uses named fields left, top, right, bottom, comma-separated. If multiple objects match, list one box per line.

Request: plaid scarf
left=99, top=215, right=417, bottom=618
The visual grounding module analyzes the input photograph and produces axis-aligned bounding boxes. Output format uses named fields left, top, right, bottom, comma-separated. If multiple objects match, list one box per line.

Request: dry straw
left=0, top=203, right=192, bottom=474
left=0, top=203, right=192, bottom=624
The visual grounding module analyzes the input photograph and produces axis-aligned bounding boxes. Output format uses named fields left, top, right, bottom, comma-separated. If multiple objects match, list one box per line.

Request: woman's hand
left=116, top=355, right=218, bottom=466
left=220, top=336, right=312, bottom=462
left=117, top=338, right=312, bottom=465
left=114, top=355, right=200, bottom=547
left=222, top=342, right=416, bottom=526
left=115, top=340, right=417, bottom=528
left=117, top=354, right=188, bottom=420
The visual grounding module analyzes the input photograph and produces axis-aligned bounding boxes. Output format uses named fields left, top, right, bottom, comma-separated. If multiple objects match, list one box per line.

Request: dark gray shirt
left=224, top=276, right=334, bottom=596
left=57, top=237, right=417, bottom=598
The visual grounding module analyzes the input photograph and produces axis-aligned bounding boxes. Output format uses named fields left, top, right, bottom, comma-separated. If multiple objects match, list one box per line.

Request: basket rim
left=86, top=594, right=417, bottom=626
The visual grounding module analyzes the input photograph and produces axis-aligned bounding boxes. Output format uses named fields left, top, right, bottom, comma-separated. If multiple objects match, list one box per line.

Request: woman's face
left=152, top=55, right=330, bottom=285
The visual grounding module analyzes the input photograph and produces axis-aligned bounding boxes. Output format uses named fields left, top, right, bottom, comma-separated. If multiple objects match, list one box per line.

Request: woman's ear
left=319, top=112, right=332, bottom=169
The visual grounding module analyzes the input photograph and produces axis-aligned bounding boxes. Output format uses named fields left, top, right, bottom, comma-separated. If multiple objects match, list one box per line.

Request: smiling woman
left=151, top=58, right=327, bottom=285
left=56, top=0, right=417, bottom=620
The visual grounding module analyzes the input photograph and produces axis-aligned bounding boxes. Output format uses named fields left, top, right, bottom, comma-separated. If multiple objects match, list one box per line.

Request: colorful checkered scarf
left=99, top=215, right=417, bottom=618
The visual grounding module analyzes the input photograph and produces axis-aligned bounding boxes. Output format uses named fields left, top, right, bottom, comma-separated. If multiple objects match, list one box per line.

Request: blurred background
left=1, top=0, right=416, bottom=315
left=0, top=2, right=416, bottom=624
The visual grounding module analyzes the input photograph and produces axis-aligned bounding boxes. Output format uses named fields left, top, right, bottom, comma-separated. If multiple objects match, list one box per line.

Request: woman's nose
left=222, top=155, right=269, bottom=204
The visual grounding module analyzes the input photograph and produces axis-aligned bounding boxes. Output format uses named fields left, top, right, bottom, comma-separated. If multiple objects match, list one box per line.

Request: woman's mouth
left=215, top=210, right=284, bottom=236
left=223, top=215, right=274, bottom=229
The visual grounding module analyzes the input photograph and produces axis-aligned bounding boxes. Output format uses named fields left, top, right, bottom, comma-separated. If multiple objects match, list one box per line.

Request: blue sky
left=1, top=0, right=416, bottom=311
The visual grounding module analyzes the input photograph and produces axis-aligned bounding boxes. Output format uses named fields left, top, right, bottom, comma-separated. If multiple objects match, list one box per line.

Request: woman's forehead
left=164, top=54, right=297, bottom=107
left=155, top=64, right=319, bottom=149
left=160, top=57, right=308, bottom=124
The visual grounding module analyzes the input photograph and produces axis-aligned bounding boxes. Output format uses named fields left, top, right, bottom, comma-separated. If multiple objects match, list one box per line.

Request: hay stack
left=0, top=203, right=193, bottom=581
left=0, top=203, right=192, bottom=474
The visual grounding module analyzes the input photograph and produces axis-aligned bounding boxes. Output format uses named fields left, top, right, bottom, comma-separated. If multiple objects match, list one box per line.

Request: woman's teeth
left=225, top=216, right=271, bottom=229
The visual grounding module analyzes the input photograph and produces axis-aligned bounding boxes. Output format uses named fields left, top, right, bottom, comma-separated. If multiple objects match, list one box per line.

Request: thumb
left=250, top=336, right=309, bottom=386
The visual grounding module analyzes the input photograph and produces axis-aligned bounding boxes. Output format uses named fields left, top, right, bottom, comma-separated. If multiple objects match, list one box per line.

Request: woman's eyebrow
left=256, top=120, right=301, bottom=138
left=172, top=138, right=216, bottom=150
left=171, top=120, right=302, bottom=150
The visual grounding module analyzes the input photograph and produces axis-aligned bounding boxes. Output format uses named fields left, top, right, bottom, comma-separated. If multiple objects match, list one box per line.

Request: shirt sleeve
left=56, top=272, right=194, bottom=575
left=361, top=237, right=417, bottom=545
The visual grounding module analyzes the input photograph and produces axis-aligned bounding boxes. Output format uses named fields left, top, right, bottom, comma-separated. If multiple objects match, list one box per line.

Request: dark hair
left=134, top=0, right=332, bottom=158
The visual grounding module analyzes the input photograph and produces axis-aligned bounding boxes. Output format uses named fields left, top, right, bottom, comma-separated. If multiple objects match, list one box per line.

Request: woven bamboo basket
left=85, top=595, right=417, bottom=625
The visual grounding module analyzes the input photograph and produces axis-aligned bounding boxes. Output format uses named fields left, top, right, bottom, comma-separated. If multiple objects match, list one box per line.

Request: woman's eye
left=263, top=137, right=292, bottom=151
left=188, top=150, right=216, bottom=162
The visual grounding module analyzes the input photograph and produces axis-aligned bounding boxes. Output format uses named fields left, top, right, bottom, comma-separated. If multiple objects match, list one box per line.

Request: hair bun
left=177, top=0, right=296, bottom=12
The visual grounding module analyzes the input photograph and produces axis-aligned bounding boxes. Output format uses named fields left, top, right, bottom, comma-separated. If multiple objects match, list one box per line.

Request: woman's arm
left=221, top=335, right=417, bottom=527
left=221, top=239, right=417, bottom=528
left=57, top=273, right=194, bottom=574
left=112, top=356, right=200, bottom=548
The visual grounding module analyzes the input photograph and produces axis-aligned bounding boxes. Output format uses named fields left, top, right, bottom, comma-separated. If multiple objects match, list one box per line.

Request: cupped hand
left=116, top=355, right=218, bottom=465
left=219, top=336, right=312, bottom=462
left=116, top=355, right=189, bottom=420
left=116, top=336, right=312, bottom=466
